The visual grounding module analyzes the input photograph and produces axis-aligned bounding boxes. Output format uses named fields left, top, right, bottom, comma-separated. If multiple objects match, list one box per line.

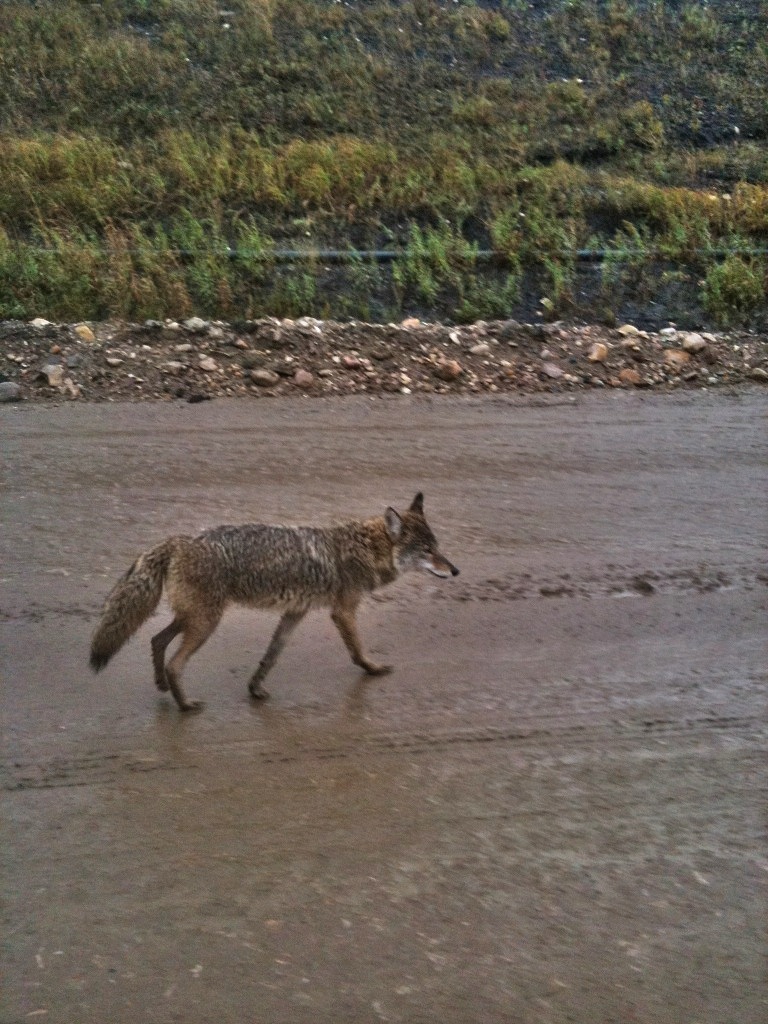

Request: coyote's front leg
left=249, top=608, right=309, bottom=699
left=330, top=598, right=392, bottom=676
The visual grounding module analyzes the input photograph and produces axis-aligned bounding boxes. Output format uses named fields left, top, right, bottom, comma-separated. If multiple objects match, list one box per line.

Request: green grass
left=0, top=1, right=766, bottom=324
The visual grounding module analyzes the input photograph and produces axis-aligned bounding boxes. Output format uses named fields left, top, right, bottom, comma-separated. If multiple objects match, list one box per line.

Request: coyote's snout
left=90, top=493, right=458, bottom=712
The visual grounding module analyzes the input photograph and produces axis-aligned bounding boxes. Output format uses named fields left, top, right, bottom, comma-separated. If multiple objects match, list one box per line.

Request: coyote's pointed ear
left=409, top=492, right=424, bottom=514
left=385, top=507, right=403, bottom=542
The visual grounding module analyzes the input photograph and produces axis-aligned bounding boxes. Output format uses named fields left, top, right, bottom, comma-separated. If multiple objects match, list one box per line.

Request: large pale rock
left=251, top=368, right=280, bottom=387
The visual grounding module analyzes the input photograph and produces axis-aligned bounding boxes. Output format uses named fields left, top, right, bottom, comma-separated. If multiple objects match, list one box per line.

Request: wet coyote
left=90, top=493, right=458, bottom=711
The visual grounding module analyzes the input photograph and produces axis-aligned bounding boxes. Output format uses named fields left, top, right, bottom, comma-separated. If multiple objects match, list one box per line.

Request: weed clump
left=703, top=254, right=767, bottom=325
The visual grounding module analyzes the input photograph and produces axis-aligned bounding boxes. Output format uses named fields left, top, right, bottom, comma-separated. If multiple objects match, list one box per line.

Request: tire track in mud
left=4, top=563, right=766, bottom=622
left=0, top=600, right=100, bottom=623
left=426, top=564, right=768, bottom=604
left=4, top=704, right=766, bottom=791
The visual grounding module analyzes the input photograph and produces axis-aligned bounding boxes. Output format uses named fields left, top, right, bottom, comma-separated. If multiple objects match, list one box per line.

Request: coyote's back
left=189, top=524, right=363, bottom=607
left=90, top=493, right=458, bottom=712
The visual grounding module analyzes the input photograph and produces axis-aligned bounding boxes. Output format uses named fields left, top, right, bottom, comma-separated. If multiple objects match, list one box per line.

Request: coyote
left=90, top=493, right=458, bottom=712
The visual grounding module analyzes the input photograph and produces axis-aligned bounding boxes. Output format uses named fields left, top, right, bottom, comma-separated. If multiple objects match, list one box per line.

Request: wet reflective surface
left=3, top=391, right=767, bottom=1022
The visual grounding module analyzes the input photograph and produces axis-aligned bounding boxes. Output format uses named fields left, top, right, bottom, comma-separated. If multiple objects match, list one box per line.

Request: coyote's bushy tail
left=90, top=538, right=182, bottom=672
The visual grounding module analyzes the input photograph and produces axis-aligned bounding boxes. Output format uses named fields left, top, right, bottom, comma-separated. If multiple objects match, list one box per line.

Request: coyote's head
left=385, top=492, right=459, bottom=579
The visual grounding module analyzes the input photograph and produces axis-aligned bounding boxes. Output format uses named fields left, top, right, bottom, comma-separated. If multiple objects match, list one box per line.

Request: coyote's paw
left=249, top=682, right=271, bottom=701
left=361, top=662, right=392, bottom=677
left=154, top=674, right=170, bottom=692
left=179, top=699, right=205, bottom=713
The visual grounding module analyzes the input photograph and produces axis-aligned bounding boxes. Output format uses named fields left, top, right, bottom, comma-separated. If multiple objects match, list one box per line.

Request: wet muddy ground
left=2, top=390, right=767, bottom=1023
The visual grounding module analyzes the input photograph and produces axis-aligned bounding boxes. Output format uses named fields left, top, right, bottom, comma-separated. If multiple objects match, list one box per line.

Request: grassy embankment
left=0, top=0, right=766, bottom=325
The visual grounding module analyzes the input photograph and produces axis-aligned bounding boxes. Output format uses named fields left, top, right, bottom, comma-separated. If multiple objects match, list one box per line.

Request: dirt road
left=2, top=390, right=767, bottom=1023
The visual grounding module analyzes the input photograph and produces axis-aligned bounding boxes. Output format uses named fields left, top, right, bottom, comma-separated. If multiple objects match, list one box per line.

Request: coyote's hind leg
left=165, top=611, right=222, bottom=712
left=249, top=608, right=308, bottom=699
left=151, top=618, right=183, bottom=691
